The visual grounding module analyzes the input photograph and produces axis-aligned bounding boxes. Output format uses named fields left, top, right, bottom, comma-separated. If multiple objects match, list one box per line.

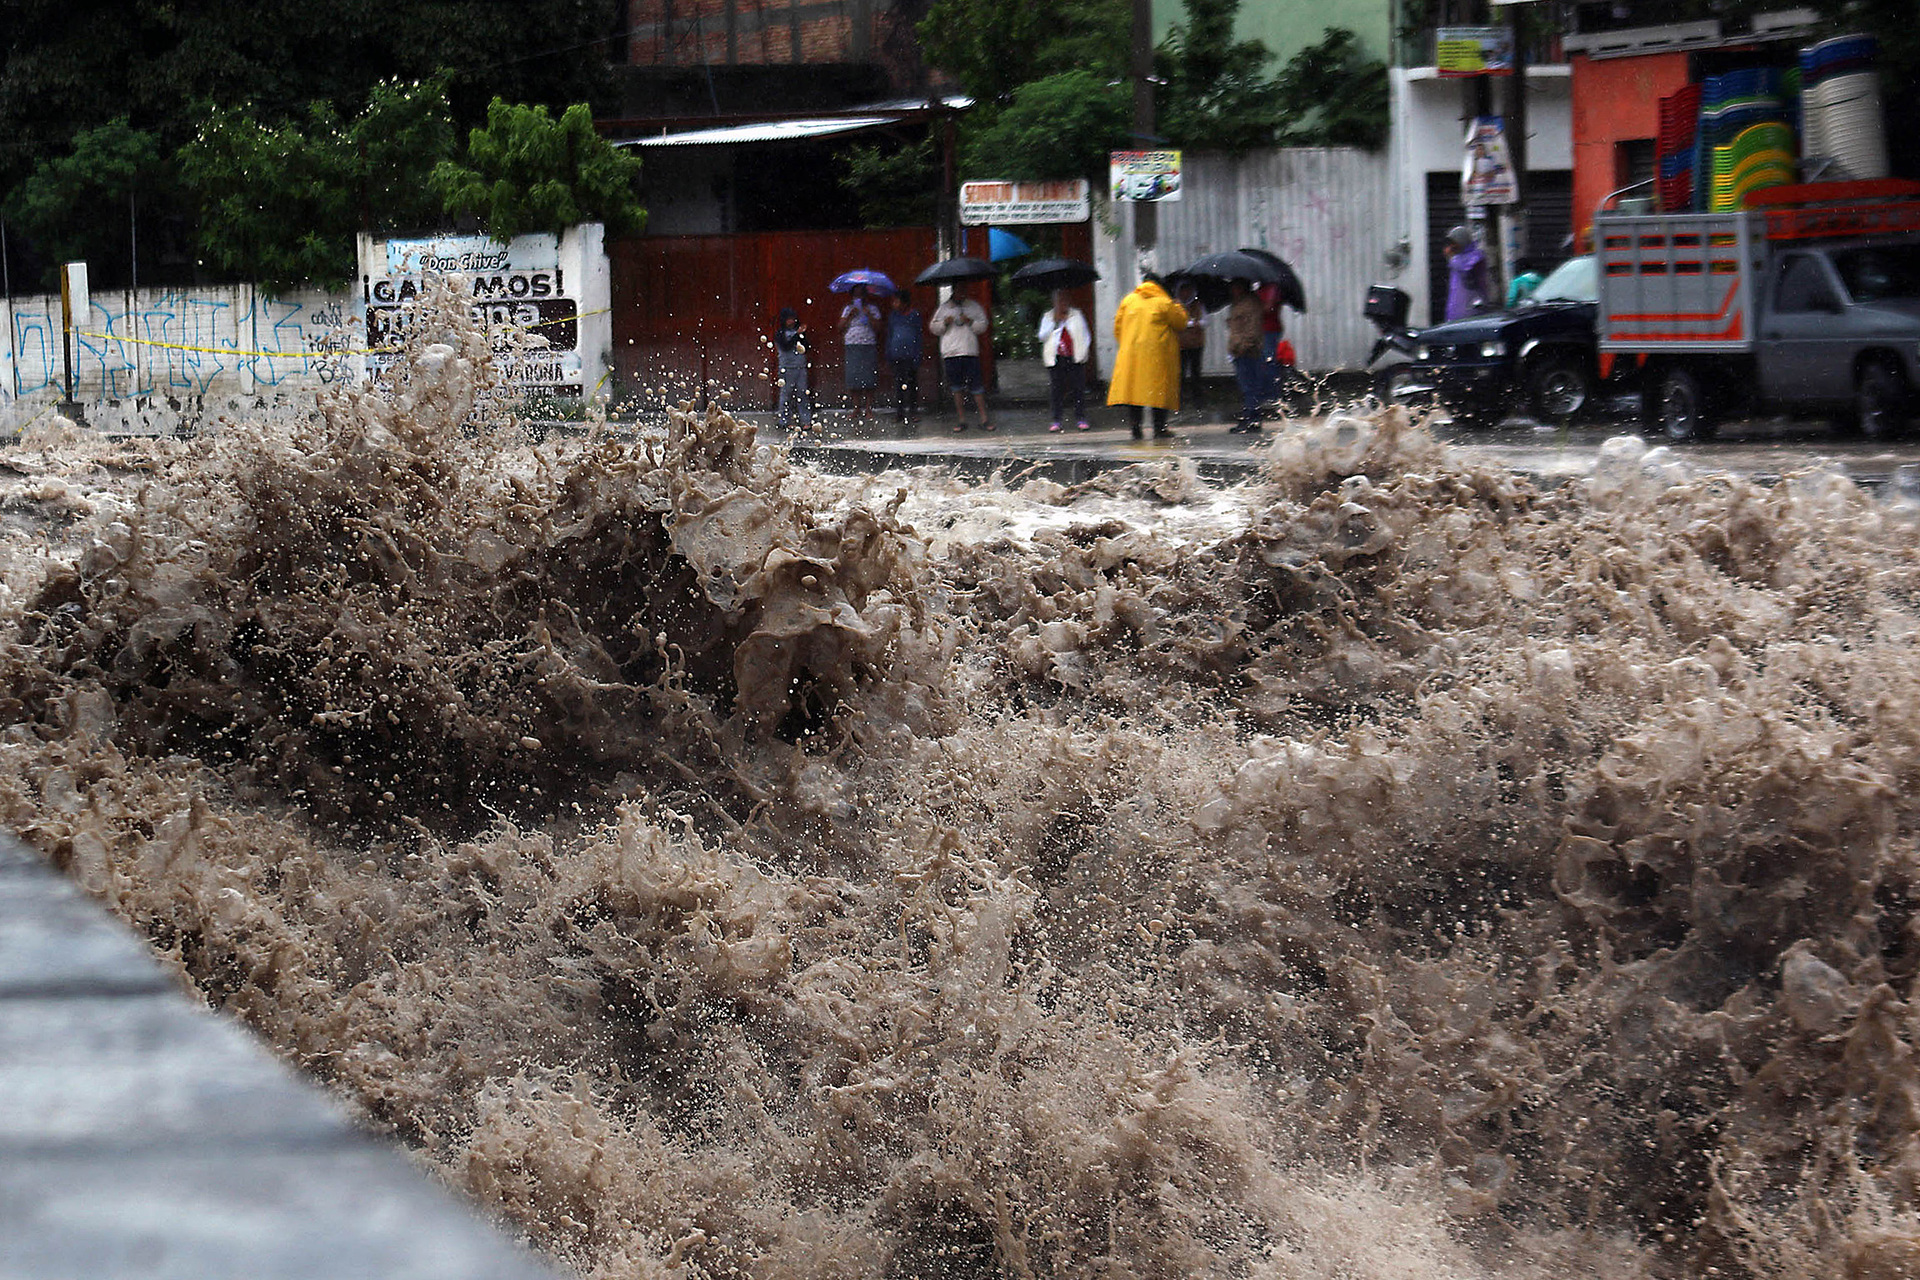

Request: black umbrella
left=1010, top=257, right=1100, bottom=291
left=913, top=257, right=997, bottom=286
left=1237, top=247, right=1307, bottom=312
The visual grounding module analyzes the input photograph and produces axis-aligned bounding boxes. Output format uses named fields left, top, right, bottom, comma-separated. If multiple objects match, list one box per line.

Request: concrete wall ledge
left=0, top=835, right=566, bottom=1280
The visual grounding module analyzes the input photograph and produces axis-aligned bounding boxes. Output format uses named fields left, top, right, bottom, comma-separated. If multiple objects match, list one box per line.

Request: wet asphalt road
left=746, top=396, right=1920, bottom=490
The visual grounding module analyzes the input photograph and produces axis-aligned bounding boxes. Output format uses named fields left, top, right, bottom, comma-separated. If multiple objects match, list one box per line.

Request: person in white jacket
left=1036, top=290, right=1092, bottom=431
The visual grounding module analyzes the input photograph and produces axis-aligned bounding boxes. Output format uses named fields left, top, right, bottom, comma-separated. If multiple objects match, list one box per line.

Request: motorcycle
left=1363, top=284, right=1423, bottom=404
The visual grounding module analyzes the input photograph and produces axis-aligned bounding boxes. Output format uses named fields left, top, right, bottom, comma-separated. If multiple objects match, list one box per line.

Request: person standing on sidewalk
left=1108, top=273, right=1187, bottom=440
left=1224, top=280, right=1265, bottom=434
left=773, top=307, right=813, bottom=432
left=884, top=291, right=924, bottom=431
left=929, top=284, right=991, bottom=433
left=1175, top=279, right=1208, bottom=409
left=1036, top=290, right=1092, bottom=432
left=838, top=284, right=882, bottom=426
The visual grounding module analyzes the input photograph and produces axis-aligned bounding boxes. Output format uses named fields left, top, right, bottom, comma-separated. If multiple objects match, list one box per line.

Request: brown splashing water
left=2, top=280, right=1918, bottom=1278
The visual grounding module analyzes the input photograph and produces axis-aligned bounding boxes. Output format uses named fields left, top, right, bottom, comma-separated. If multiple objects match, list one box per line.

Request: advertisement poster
left=1109, top=151, right=1183, bottom=203
left=1436, top=26, right=1515, bottom=77
left=1462, top=116, right=1519, bottom=208
left=959, top=179, right=1092, bottom=225
left=366, top=233, right=582, bottom=396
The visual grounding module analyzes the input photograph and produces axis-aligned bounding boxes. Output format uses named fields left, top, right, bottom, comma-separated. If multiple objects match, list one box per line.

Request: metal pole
left=1130, top=0, right=1156, bottom=275
left=1502, top=6, right=1529, bottom=297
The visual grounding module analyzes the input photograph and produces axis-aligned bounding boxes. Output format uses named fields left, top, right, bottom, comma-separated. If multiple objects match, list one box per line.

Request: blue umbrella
left=829, top=268, right=897, bottom=295
left=988, top=228, right=1032, bottom=262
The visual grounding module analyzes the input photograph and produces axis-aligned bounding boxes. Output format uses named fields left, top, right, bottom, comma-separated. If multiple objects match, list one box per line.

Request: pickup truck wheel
left=1856, top=361, right=1909, bottom=439
left=1654, top=367, right=1712, bottom=441
left=1526, top=354, right=1592, bottom=420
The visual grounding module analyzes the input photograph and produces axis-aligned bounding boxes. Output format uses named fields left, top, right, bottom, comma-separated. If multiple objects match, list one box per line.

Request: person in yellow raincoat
left=1107, top=273, right=1190, bottom=440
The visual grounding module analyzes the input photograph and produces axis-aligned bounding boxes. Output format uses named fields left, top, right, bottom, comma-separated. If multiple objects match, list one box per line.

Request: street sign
left=959, top=179, right=1091, bottom=225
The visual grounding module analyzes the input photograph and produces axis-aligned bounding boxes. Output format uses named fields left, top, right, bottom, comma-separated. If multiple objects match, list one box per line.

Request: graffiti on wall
left=2, top=286, right=359, bottom=405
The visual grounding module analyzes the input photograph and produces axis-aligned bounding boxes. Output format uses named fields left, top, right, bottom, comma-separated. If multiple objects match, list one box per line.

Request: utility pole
left=1502, top=2, right=1529, bottom=298
left=1130, top=0, right=1156, bottom=278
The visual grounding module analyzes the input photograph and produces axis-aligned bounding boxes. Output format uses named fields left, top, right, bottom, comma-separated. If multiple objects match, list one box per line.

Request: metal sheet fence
left=1099, top=148, right=1395, bottom=374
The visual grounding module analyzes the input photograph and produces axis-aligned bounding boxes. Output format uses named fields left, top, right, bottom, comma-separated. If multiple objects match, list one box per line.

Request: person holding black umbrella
left=929, top=284, right=991, bottom=432
left=1107, top=273, right=1188, bottom=440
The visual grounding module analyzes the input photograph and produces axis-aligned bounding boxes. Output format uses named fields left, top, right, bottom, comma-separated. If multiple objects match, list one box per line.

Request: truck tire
left=1525, top=353, right=1593, bottom=420
left=1654, top=367, right=1712, bottom=441
left=1855, top=360, right=1909, bottom=440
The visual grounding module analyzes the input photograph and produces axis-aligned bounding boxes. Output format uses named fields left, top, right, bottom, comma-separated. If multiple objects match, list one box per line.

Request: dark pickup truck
left=1403, top=255, right=1601, bottom=425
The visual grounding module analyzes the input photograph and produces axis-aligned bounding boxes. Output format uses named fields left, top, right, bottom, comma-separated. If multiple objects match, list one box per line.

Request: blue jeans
left=1233, top=354, right=1266, bottom=429
left=777, top=352, right=811, bottom=426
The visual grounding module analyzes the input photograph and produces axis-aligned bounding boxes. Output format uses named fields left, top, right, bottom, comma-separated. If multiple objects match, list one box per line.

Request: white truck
left=1594, top=180, right=1920, bottom=439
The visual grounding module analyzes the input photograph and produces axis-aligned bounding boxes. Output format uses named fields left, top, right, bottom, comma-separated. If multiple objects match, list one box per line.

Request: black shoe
left=1153, top=427, right=1174, bottom=439
left=1131, top=426, right=1144, bottom=440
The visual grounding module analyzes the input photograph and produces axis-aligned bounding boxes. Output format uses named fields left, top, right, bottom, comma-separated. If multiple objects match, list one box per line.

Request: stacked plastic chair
left=1657, top=83, right=1703, bottom=211
left=1799, top=34, right=1888, bottom=179
left=1698, top=68, right=1790, bottom=210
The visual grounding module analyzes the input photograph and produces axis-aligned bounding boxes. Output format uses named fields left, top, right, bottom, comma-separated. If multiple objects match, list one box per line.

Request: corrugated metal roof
left=611, top=96, right=972, bottom=149
left=618, top=116, right=893, bottom=148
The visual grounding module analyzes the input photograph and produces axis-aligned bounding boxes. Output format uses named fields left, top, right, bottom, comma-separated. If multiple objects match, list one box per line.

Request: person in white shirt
left=928, top=285, right=991, bottom=432
left=1036, top=290, right=1092, bottom=431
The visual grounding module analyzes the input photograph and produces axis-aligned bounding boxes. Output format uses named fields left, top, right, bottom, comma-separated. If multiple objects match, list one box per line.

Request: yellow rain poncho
left=1106, top=279, right=1189, bottom=411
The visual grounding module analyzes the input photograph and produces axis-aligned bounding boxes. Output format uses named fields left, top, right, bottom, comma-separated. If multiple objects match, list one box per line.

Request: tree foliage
left=1273, top=29, right=1390, bottom=151
left=917, top=0, right=1128, bottom=104
left=958, top=72, right=1133, bottom=182
left=1157, top=2, right=1388, bottom=154
left=1156, top=0, right=1289, bottom=153
left=176, top=103, right=360, bottom=292
left=838, top=138, right=942, bottom=228
left=430, top=99, right=646, bottom=243
left=2, top=119, right=178, bottom=287
left=175, top=77, right=458, bottom=293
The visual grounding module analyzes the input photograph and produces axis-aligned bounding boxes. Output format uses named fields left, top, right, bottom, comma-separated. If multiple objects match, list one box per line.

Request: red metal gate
left=607, top=223, right=1093, bottom=412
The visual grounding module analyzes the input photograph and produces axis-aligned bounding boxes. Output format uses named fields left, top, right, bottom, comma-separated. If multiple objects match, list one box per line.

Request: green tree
left=838, top=138, right=942, bottom=228
left=1273, top=29, right=1389, bottom=151
left=175, top=77, right=458, bottom=292
left=917, top=0, right=1128, bottom=102
left=958, top=72, right=1133, bottom=182
left=2, top=118, right=179, bottom=288
left=176, top=102, right=359, bottom=292
left=430, top=99, right=646, bottom=243
left=0, top=0, right=618, bottom=192
left=1156, top=0, right=1288, bottom=153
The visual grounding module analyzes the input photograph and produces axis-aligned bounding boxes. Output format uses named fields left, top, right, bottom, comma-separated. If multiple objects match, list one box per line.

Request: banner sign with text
left=365, top=233, right=581, bottom=396
left=959, top=179, right=1092, bottom=225
left=1437, top=26, right=1515, bottom=76
left=1109, top=151, right=1183, bottom=203
left=1462, top=116, right=1519, bottom=207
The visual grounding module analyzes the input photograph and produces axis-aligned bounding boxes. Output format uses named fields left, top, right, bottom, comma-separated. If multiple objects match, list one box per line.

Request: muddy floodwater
left=2, top=284, right=1919, bottom=1279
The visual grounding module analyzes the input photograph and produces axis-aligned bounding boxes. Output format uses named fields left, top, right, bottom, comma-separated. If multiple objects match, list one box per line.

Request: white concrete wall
left=1, top=225, right=613, bottom=435
left=1, top=284, right=355, bottom=435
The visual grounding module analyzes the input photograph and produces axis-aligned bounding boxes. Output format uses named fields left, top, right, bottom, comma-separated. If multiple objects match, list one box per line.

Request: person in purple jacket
left=1443, top=225, right=1493, bottom=321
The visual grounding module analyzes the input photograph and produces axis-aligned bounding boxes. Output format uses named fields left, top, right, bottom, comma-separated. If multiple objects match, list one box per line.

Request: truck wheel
left=1526, top=354, right=1593, bottom=420
left=1856, top=360, right=1909, bottom=439
left=1654, top=367, right=1712, bottom=441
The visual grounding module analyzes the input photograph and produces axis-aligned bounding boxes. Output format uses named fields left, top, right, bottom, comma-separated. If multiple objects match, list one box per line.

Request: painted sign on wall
left=365, top=232, right=583, bottom=396
left=959, top=180, right=1092, bottom=225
